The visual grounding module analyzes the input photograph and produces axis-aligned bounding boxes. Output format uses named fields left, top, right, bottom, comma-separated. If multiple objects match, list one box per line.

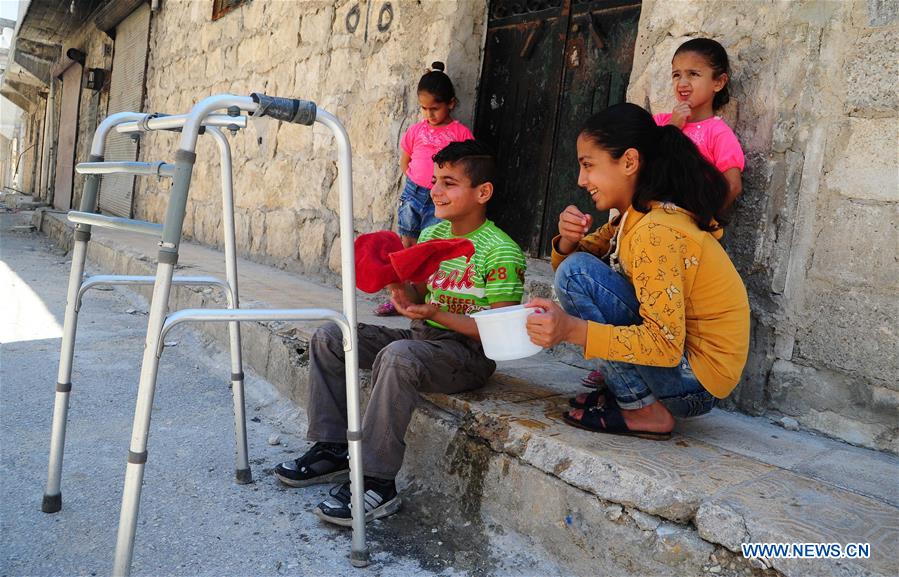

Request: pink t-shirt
left=401, top=119, right=474, bottom=188
left=653, top=113, right=745, bottom=173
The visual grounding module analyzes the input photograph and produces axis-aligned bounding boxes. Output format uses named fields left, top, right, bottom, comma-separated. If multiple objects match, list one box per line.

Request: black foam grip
left=250, top=93, right=316, bottom=125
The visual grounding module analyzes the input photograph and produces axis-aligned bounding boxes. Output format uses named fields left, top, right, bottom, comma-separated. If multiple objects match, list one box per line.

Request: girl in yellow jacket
left=525, top=103, right=749, bottom=440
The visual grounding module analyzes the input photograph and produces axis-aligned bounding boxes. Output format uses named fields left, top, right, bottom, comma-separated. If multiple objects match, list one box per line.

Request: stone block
left=651, top=522, right=714, bottom=568
left=694, top=501, right=749, bottom=552
left=297, top=219, right=327, bottom=267
left=793, top=447, right=899, bottom=507
left=767, top=360, right=899, bottom=453
left=258, top=158, right=295, bottom=210
left=768, top=358, right=868, bottom=416
left=863, top=0, right=899, bottom=26
left=675, top=408, right=835, bottom=470
left=292, top=54, right=323, bottom=103
left=425, top=385, right=775, bottom=523
left=249, top=210, right=266, bottom=254
left=233, top=162, right=264, bottom=210
left=198, top=23, right=221, bottom=50
left=795, top=286, right=899, bottom=383
left=233, top=210, right=251, bottom=253
left=826, top=117, right=899, bottom=202
left=270, top=14, right=300, bottom=56
left=475, top=450, right=703, bottom=577
left=205, top=49, right=224, bottom=78
left=701, top=471, right=898, bottom=577
left=846, top=29, right=899, bottom=112
left=809, top=198, right=899, bottom=287
left=299, top=6, right=334, bottom=47
left=263, top=210, right=299, bottom=260
left=326, top=155, right=373, bottom=221
left=288, top=158, right=333, bottom=212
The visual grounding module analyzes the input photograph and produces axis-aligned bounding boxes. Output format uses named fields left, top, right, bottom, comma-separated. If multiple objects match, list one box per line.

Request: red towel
left=354, top=231, right=475, bottom=293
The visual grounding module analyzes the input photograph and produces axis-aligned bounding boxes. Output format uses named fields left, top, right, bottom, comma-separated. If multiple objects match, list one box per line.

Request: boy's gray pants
left=306, top=320, right=496, bottom=479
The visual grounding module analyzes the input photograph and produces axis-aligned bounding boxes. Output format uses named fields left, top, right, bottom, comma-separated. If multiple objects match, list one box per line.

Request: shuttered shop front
left=98, top=3, right=150, bottom=217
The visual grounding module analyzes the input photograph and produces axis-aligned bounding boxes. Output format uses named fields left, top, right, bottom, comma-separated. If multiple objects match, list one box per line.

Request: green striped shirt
left=418, top=219, right=526, bottom=329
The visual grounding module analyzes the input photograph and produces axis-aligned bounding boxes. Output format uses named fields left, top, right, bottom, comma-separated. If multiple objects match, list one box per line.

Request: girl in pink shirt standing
left=654, top=38, right=744, bottom=207
left=375, top=62, right=474, bottom=316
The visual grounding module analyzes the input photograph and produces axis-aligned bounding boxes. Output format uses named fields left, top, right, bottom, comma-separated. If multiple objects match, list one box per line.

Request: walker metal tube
left=112, top=262, right=176, bottom=577
left=76, top=275, right=234, bottom=313
left=116, top=114, right=247, bottom=134
left=315, top=108, right=368, bottom=567
left=75, top=161, right=174, bottom=178
left=90, top=112, right=148, bottom=158
left=42, top=112, right=151, bottom=513
left=177, top=95, right=257, bottom=155
left=41, top=239, right=87, bottom=513
left=158, top=308, right=352, bottom=351
left=68, top=211, right=163, bottom=237
left=207, top=126, right=250, bottom=484
left=114, top=97, right=236, bottom=576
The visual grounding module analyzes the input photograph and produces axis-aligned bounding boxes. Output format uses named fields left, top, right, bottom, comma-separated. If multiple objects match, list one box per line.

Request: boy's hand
left=558, top=205, right=593, bottom=254
left=670, top=101, right=692, bottom=128
left=524, top=298, right=587, bottom=348
left=391, top=295, right=437, bottom=320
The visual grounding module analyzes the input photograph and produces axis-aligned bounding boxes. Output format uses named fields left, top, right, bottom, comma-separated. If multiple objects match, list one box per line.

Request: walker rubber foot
left=235, top=467, right=252, bottom=485
left=42, top=493, right=62, bottom=513
left=350, top=549, right=370, bottom=568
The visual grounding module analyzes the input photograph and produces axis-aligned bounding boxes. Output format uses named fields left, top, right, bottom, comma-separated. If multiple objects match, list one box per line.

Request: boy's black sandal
left=314, top=476, right=401, bottom=527
left=562, top=404, right=672, bottom=441
left=274, top=442, right=349, bottom=487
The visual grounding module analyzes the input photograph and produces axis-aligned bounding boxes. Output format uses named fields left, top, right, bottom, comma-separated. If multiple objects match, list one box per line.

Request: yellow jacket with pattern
left=551, top=202, right=750, bottom=398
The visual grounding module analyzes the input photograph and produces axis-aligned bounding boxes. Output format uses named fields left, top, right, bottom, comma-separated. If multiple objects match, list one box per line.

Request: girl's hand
left=524, top=298, right=587, bottom=348
left=558, top=205, right=593, bottom=254
left=670, top=101, right=692, bottom=128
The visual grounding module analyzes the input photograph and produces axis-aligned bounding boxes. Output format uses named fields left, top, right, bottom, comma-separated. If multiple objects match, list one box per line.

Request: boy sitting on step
left=274, top=140, right=527, bottom=525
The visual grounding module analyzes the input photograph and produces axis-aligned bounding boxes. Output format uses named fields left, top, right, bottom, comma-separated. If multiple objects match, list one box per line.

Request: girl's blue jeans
left=397, top=177, right=442, bottom=238
left=554, top=252, right=717, bottom=418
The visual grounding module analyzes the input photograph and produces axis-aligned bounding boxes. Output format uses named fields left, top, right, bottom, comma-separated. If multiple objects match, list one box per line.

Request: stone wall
left=627, top=0, right=898, bottom=452
left=135, top=0, right=486, bottom=278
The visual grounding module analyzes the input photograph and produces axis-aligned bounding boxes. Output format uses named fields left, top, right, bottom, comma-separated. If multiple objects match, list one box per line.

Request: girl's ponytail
left=417, top=61, right=456, bottom=103
left=635, top=124, right=730, bottom=230
left=580, top=103, right=730, bottom=230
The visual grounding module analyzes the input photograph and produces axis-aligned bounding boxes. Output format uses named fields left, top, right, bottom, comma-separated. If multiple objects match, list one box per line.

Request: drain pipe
left=39, top=79, right=56, bottom=203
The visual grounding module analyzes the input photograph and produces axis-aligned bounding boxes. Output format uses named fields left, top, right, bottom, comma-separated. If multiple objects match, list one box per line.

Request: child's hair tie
left=429, top=61, right=446, bottom=74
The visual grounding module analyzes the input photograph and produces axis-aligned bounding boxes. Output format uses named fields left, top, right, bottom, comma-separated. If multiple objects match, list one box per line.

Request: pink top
left=654, top=113, right=745, bottom=173
left=401, top=119, right=474, bottom=188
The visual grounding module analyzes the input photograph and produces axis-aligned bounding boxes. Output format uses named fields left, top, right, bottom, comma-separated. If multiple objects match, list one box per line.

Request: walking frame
left=41, top=93, right=369, bottom=575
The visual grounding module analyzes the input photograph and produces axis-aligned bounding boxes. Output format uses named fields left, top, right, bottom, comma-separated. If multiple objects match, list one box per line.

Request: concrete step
left=36, top=209, right=899, bottom=577
left=1, top=191, right=47, bottom=211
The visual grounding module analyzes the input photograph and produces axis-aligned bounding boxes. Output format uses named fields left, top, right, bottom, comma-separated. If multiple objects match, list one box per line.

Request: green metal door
left=475, top=0, right=642, bottom=257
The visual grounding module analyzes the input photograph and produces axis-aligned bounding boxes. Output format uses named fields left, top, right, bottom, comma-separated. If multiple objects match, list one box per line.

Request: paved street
left=0, top=208, right=556, bottom=577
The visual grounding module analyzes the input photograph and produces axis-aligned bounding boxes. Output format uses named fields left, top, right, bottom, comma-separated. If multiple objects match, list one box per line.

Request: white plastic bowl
left=471, top=304, right=544, bottom=361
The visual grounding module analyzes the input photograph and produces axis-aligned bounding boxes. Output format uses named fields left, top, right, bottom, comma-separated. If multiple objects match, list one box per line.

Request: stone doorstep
left=36, top=210, right=899, bottom=577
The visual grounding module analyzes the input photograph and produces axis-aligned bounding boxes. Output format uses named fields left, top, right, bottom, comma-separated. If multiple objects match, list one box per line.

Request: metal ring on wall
left=346, top=3, right=360, bottom=33
left=377, top=2, right=393, bottom=32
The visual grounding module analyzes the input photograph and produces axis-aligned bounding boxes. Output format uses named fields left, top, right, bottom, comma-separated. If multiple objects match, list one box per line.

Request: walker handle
left=249, top=93, right=316, bottom=125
